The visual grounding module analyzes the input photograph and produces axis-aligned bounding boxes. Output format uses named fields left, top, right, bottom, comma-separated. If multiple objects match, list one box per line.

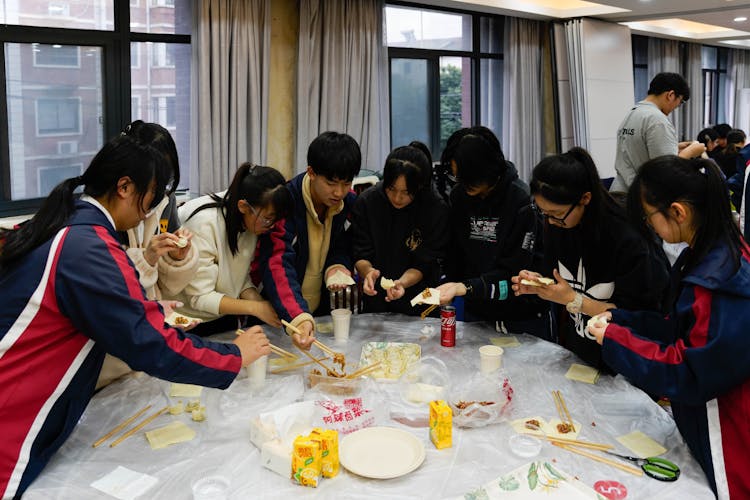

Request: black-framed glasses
left=642, top=208, right=661, bottom=224
left=249, top=205, right=275, bottom=228
left=533, top=202, right=576, bottom=227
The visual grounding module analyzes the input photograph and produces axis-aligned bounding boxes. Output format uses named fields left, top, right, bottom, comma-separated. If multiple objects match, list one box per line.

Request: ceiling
left=411, top=0, right=750, bottom=47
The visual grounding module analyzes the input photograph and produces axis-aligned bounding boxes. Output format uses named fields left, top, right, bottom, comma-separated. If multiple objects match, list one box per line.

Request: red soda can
left=440, top=306, right=456, bottom=347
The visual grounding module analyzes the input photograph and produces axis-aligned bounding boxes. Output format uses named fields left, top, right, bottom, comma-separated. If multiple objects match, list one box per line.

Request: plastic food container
left=398, top=356, right=450, bottom=406
left=308, top=371, right=363, bottom=396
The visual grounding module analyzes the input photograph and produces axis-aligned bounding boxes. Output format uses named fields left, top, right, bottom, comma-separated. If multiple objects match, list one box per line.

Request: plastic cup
left=191, top=475, right=230, bottom=500
left=331, top=308, right=352, bottom=344
left=246, top=354, right=268, bottom=389
left=479, top=345, right=503, bottom=374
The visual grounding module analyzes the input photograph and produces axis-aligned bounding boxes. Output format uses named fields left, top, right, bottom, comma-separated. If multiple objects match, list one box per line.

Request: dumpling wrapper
left=520, top=277, right=555, bottom=286
left=327, top=270, right=355, bottom=287
left=164, top=311, right=202, bottom=327
left=409, top=288, right=440, bottom=306
left=145, top=421, right=196, bottom=450
left=380, top=277, right=395, bottom=290
left=586, top=315, right=609, bottom=332
left=175, top=237, right=188, bottom=248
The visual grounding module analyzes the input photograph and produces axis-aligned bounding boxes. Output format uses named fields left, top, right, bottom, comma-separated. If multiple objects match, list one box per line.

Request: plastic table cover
left=23, top=313, right=714, bottom=499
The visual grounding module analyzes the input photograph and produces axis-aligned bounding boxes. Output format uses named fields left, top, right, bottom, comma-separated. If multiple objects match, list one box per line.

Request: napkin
left=91, top=467, right=158, bottom=500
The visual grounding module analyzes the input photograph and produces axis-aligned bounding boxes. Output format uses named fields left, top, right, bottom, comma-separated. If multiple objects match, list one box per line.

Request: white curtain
left=727, top=49, right=750, bottom=129
left=296, top=0, right=389, bottom=173
left=502, top=17, right=544, bottom=181
left=646, top=37, right=680, bottom=129
left=563, top=19, right=589, bottom=151
left=190, top=0, right=269, bottom=194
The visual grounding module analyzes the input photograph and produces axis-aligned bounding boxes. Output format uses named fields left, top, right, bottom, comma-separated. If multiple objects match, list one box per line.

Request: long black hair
left=531, top=147, right=625, bottom=242
left=627, top=155, right=745, bottom=272
left=126, top=120, right=180, bottom=197
left=187, top=163, right=291, bottom=255
left=383, top=145, right=431, bottom=197
left=453, top=128, right=507, bottom=190
left=1, top=127, right=170, bottom=271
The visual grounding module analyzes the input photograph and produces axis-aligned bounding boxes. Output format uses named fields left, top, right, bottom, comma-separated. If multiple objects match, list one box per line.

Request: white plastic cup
left=479, top=345, right=503, bottom=374
left=246, top=354, right=268, bottom=389
left=331, top=308, right=352, bottom=343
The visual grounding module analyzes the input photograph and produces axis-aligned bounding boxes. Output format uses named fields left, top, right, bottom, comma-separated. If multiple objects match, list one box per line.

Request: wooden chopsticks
left=552, top=390, right=575, bottom=432
left=296, top=346, right=342, bottom=377
left=345, top=361, right=381, bottom=379
left=92, top=405, right=168, bottom=448
left=235, top=328, right=298, bottom=360
left=530, top=434, right=613, bottom=451
left=92, top=404, right=152, bottom=448
left=280, top=319, right=344, bottom=362
left=552, top=442, right=643, bottom=476
left=421, top=304, right=438, bottom=319
left=269, top=356, right=330, bottom=374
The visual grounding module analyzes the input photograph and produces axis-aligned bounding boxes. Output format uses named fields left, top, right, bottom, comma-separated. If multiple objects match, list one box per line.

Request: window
left=33, top=44, right=80, bottom=68
left=702, top=46, right=729, bottom=126
left=0, top=0, right=192, bottom=215
left=631, top=35, right=648, bottom=102
left=386, top=4, right=503, bottom=158
left=36, top=97, right=82, bottom=135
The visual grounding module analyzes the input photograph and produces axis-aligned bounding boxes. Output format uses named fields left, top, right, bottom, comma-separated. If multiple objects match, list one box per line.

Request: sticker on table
left=457, top=461, right=601, bottom=499
left=145, top=421, right=196, bottom=450
left=565, top=363, right=600, bottom=384
left=594, top=480, right=628, bottom=500
left=616, top=430, right=667, bottom=458
left=169, top=383, right=203, bottom=398
left=91, top=466, right=158, bottom=500
left=490, top=336, right=521, bottom=348
left=358, top=342, right=421, bottom=379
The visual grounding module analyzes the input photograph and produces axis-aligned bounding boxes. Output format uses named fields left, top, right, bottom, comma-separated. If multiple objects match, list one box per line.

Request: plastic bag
left=305, top=376, right=390, bottom=436
left=450, top=372, right=514, bottom=428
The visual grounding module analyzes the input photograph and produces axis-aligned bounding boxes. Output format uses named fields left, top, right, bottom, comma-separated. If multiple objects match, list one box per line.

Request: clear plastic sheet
left=24, top=313, right=714, bottom=499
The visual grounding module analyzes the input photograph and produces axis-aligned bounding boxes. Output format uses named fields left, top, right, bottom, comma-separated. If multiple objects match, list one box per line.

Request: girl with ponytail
left=588, top=155, right=750, bottom=498
left=166, top=162, right=292, bottom=335
left=512, top=147, right=670, bottom=370
left=0, top=131, right=271, bottom=499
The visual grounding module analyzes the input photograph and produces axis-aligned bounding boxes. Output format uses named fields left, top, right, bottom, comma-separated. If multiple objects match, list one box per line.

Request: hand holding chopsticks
left=236, top=329, right=297, bottom=360
left=280, top=319, right=315, bottom=350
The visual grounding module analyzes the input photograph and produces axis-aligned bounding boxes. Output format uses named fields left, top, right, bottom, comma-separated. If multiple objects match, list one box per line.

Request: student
left=352, top=145, right=449, bottom=314
left=588, top=155, right=750, bottom=498
left=0, top=132, right=270, bottom=499
left=437, top=127, right=550, bottom=338
left=168, top=163, right=291, bottom=336
left=511, top=148, right=669, bottom=369
left=258, top=131, right=361, bottom=349
left=696, top=127, right=719, bottom=157
left=611, top=72, right=705, bottom=192
left=98, top=121, right=200, bottom=388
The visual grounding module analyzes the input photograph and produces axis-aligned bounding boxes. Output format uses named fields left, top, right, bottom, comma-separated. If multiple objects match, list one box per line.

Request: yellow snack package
left=310, top=428, right=340, bottom=478
left=429, top=400, right=452, bottom=449
left=292, top=436, right=322, bottom=487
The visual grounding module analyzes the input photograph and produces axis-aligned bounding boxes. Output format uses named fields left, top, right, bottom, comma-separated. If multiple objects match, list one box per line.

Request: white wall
left=555, top=19, right=634, bottom=179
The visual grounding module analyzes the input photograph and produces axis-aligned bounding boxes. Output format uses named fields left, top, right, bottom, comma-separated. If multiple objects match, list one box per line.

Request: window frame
left=35, top=96, right=83, bottom=136
left=0, top=2, right=190, bottom=217
left=386, top=1, right=503, bottom=159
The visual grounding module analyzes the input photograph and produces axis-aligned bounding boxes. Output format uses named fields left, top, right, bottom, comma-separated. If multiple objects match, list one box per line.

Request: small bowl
left=508, top=434, right=542, bottom=458
left=191, top=475, right=230, bottom=500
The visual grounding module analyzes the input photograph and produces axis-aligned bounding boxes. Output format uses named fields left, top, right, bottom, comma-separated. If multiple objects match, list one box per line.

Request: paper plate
left=340, top=427, right=425, bottom=479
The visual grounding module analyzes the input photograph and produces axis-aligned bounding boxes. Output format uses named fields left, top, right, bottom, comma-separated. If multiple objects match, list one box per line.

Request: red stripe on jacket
left=606, top=323, right=690, bottom=365
left=93, top=227, right=240, bottom=373
left=0, top=229, right=89, bottom=498
left=688, top=286, right=711, bottom=349
left=267, top=221, right=305, bottom=318
left=719, top=381, right=750, bottom=498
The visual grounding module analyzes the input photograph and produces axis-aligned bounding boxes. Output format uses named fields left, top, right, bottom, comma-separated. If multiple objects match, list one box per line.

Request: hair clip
left=699, top=167, right=706, bottom=175
left=120, top=123, right=133, bottom=136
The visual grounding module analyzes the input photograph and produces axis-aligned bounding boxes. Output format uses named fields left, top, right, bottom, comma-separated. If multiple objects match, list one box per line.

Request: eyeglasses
left=534, top=202, right=576, bottom=227
left=642, top=208, right=661, bottom=224
left=249, top=205, right=275, bottom=228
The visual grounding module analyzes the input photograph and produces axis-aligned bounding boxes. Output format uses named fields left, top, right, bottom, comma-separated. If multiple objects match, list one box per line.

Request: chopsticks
left=552, top=390, right=575, bottom=432
left=529, top=434, right=613, bottom=451
left=421, top=304, right=438, bottom=319
left=92, top=405, right=169, bottom=448
left=552, top=442, right=643, bottom=476
left=92, top=404, right=152, bottom=448
left=345, top=361, right=382, bottom=379
left=269, top=356, right=330, bottom=374
left=235, top=329, right=298, bottom=360
left=296, top=346, right=342, bottom=377
left=280, top=319, right=344, bottom=361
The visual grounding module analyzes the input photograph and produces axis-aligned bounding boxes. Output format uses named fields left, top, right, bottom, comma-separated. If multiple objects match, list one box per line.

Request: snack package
left=292, top=436, right=322, bottom=487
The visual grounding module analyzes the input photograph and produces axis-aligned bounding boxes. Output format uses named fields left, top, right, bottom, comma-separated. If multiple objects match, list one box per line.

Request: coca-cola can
left=440, top=306, right=456, bottom=347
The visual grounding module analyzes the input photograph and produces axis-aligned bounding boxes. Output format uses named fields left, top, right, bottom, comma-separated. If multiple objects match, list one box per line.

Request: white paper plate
left=340, top=427, right=425, bottom=479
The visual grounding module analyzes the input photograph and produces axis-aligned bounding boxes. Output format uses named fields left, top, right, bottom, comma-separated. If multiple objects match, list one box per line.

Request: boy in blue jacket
left=257, top=132, right=361, bottom=349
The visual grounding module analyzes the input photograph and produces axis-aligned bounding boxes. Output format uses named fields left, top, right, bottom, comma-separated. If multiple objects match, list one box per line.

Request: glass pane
left=634, top=66, right=648, bottom=101
left=385, top=6, right=471, bottom=51
left=440, top=56, right=472, bottom=154
left=5, top=43, right=104, bottom=200
left=130, top=0, right=192, bottom=35
left=390, top=58, right=430, bottom=151
left=480, top=58, right=503, bottom=140
left=479, top=16, right=503, bottom=54
left=0, top=0, right=113, bottom=30
left=704, top=71, right=713, bottom=126
left=131, top=42, right=192, bottom=189
left=702, top=46, right=717, bottom=69
left=632, top=35, right=648, bottom=66
left=717, top=72, right=727, bottom=124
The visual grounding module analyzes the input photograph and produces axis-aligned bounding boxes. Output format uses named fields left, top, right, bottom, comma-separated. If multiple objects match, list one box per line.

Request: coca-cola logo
left=441, top=316, right=456, bottom=327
